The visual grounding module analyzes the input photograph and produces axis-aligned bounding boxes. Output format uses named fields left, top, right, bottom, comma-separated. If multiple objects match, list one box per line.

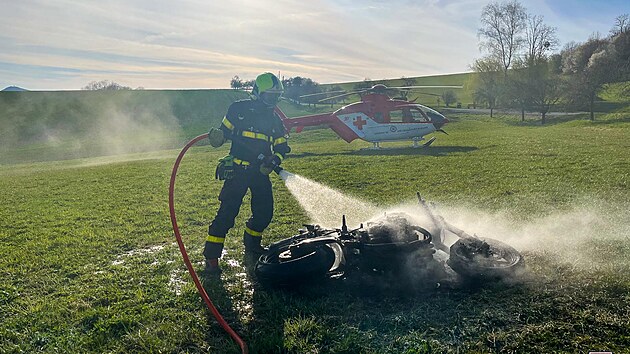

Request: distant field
left=2, top=73, right=629, bottom=165
left=327, top=72, right=474, bottom=106
left=1, top=107, right=629, bottom=352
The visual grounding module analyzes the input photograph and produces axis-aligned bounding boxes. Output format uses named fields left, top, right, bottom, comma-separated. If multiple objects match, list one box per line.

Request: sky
left=0, top=0, right=628, bottom=90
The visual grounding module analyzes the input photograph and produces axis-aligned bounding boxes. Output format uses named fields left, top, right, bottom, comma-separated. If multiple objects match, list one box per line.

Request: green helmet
left=252, top=72, right=284, bottom=107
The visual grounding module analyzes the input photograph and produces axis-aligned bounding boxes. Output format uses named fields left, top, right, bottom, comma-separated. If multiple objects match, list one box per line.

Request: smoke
left=88, top=99, right=182, bottom=157
left=435, top=200, right=630, bottom=271
left=0, top=91, right=184, bottom=164
left=279, top=171, right=630, bottom=277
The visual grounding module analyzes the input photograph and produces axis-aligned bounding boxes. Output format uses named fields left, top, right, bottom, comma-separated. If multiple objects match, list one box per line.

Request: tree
left=478, top=0, right=528, bottom=75
left=280, top=76, right=321, bottom=106
left=401, top=77, right=417, bottom=87
left=441, top=90, right=457, bottom=107
left=611, top=14, right=630, bottom=36
left=527, top=55, right=565, bottom=124
left=505, top=59, right=532, bottom=121
left=230, top=75, right=243, bottom=89
left=610, top=24, right=630, bottom=83
left=471, top=57, right=503, bottom=117
left=82, top=80, right=131, bottom=90
left=525, top=14, right=558, bottom=62
left=561, top=36, right=618, bottom=120
left=504, top=13, right=558, bottom=121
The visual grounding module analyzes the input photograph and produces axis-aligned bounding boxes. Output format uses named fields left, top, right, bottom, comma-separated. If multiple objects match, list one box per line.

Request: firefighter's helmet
left=252, top=72, right=284, bottom=107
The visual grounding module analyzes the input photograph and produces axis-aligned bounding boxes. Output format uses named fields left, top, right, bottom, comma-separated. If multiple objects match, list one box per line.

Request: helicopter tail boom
left=280, top=112, right=359, bottom=143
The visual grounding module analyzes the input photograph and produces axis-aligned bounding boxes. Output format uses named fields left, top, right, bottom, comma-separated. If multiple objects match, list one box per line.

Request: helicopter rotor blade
left=411, top=92, right=443, bottom=99
left=318, top=89, right=368, bottom=103
left=392, top=85, right=464, bottom=90
left=299, top=90, right=347, bottom=99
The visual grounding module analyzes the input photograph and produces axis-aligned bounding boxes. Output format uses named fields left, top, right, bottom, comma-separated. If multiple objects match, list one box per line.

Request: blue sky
left=1, top=0, right=628, bottom=90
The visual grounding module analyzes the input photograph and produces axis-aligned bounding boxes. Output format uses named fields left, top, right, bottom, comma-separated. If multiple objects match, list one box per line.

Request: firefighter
left=204, top=72, right=290, bottom=274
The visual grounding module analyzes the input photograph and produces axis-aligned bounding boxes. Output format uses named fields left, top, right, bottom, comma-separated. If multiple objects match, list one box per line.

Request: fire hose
left=168, top=133, right=248, bottom=354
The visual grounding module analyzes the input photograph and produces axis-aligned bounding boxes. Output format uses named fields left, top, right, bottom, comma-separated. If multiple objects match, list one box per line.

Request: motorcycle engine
left=365, top=212, right=417, bottom=243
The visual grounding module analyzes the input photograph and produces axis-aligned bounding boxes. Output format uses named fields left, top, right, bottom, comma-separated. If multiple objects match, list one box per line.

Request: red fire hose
left=168, top=133, right=248, bottom=354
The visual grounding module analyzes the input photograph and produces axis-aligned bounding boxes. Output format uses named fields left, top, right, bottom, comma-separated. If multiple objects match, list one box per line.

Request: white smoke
left=87, top=97, right=182, bottom=157
left=280, top=171, right=630, bottom=273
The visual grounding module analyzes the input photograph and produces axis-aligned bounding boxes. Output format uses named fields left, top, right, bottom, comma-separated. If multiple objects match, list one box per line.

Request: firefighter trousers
left=204, top=166, right=273, bottom=260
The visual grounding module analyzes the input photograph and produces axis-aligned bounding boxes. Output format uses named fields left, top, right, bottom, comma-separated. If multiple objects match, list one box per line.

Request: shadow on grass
left=201, top=250, right=630, bottom=353
left=289, top=145, right=478, bottom=159
left=200, top=273, right=255, bottom=353
left=243, top=269, right=532, bottom=352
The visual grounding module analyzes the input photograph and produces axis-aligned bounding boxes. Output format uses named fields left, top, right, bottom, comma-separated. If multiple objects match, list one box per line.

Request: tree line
left=230, top=75, right=337, bottom=105
left=472, top=1, right=630, bottom=123
left=82, top=80, right=144, bottom=91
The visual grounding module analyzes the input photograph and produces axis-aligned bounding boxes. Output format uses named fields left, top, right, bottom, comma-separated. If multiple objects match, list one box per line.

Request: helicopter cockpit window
left=410, top=108, right=429, bottom=122
left=422, top=106, right=444, bottom=122
left=390, top=108, right=429, bottom=123
left=374, top=112, right=385, bottom=123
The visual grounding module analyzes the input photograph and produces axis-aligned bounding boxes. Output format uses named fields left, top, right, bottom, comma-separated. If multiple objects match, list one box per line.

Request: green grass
left=1, top=110, right=629, bottom=353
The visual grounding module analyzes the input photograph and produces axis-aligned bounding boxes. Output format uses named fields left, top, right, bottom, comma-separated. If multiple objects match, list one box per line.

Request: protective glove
left=258, top=154, right=281, bottom=175
left=208, top=127, right=225, bottom=148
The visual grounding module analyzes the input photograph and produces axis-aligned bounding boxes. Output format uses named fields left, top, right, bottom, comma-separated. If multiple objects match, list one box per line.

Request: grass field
left=1, top=105, right=629, bottom=353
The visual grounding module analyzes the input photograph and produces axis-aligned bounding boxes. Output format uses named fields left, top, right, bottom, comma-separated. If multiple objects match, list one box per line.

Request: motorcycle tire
left=447, top=237, right=524, bottom=279
left=255, top=243, right=337, bottom=286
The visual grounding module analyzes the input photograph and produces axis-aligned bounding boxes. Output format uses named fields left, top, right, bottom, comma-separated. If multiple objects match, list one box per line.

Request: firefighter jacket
left=219, top=98, right=290, bottom=165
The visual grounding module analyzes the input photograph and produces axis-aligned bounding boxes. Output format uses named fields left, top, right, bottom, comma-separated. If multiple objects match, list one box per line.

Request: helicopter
left=275, top=84, right=462, bottom=149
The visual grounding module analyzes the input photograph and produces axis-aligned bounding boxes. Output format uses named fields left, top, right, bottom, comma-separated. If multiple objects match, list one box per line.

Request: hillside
left=2, top=86, right=28, bottom=92
left=321, top=72, right=474, bottom=107
left=1, top=73, right=628, bottom=164
left=0, top=89, right=247, bottom=163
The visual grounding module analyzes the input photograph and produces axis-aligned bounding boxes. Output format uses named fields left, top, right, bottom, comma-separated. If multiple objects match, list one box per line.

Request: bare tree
left=478, top=0, right=528, bottom=74
left=525, top=14, right=559, bottom=62
left=82, top=80, right=131, bottom=90
left=502, top=13, right=559, bottom=121
left=611, top=14, right=630, bottom=36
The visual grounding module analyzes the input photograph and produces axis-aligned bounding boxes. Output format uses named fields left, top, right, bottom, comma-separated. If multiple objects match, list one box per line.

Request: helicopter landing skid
left=362, top=137, right=436, bottom=150
left=413, top=136, right=436, bottom=148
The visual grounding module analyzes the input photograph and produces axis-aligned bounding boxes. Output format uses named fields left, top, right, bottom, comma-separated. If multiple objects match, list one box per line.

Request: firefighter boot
left=204, top=258, right=222, bottom=276
left=243, top=227, right=268, bottom=256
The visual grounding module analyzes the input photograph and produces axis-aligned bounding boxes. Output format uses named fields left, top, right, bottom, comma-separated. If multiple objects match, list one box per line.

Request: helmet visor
left=260, top=90, right=282, bottom=106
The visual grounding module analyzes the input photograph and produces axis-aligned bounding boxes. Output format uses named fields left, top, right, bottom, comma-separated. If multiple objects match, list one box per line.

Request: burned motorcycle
left=255, top=193, right=524, bottom=285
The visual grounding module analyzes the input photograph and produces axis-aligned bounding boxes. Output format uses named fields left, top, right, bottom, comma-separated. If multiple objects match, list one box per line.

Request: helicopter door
left=389, top=109, right=405, bottom=123
left=374, top=112, right=385, bottom=123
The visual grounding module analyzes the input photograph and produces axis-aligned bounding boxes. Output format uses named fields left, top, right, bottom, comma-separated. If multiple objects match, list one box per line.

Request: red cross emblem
left=353, top=116, right=367, bottom=130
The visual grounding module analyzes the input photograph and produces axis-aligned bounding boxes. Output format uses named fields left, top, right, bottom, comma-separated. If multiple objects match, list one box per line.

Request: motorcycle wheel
left=255, top=243, right=337, bottom=285
left=447, top=237, right=524, bottom=279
